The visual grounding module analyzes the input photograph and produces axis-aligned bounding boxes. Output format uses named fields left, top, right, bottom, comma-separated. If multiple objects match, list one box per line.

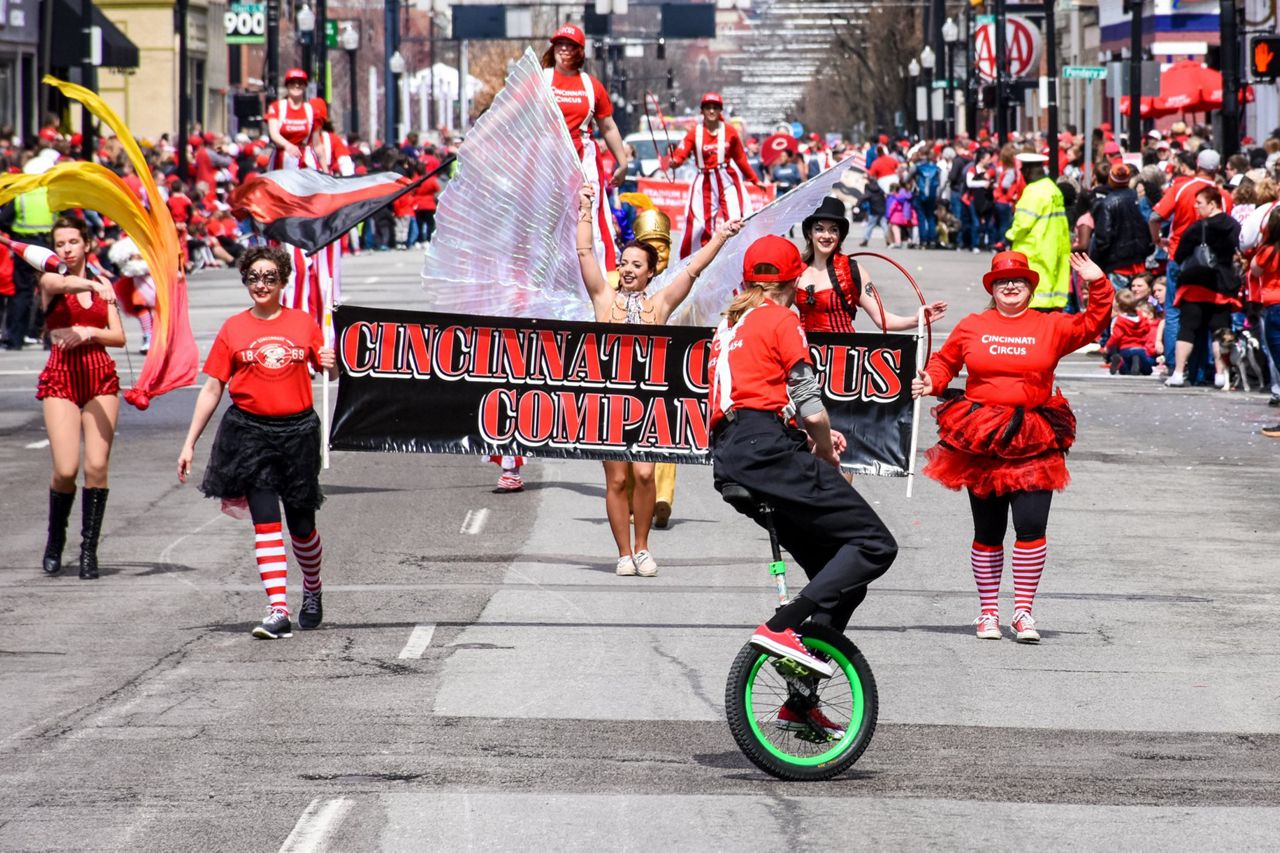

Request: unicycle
left=720, top=482, right=879, bottom=781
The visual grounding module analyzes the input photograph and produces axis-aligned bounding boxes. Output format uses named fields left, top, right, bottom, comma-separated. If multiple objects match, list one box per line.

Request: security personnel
left=1, top=185, right=57, bottom=350
left=1005, top=153, right=1071, bottom=311
left=709, top=235, right=897, bottom=675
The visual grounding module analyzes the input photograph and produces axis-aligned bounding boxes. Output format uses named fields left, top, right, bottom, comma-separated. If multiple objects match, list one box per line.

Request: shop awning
left=50, top=1, right=140, bottom=70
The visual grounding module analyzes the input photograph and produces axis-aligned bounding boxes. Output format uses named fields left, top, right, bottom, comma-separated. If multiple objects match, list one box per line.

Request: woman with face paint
left=912, top=251, right=1111, bottom=644
left=577, top=183, right=741, bottom=577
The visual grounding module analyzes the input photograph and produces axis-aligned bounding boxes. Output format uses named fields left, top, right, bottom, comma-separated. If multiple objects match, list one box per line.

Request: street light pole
left=342, top=23, right=359, bottom=136
left=908, top=58, right=921, bottom=137
left=942, top=17, right=959, bottom=140
left=316, top=0, right=328, bottom=100
left=297, top=4, right=315, bottom=87
left=266, top=0, right=280, bottom=98
left=921, top=46, right=936, bottom=140
left=385, top=0, right=399, bottom=144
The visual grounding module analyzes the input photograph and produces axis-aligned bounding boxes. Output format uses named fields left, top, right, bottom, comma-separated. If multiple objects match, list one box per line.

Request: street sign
left=1063, top=65, right=1107, bottom=80
left=974, top=16, right=1042, bottom=82
left=225, top=2, right=266, bottom=46
left=325, top=19, right=338, bottom=49
left=1251, top=36, right=1280, bottom=80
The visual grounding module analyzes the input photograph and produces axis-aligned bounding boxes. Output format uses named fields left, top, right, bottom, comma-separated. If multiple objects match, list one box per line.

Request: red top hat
left=982, top=251, right=1040, bottom=293
left=550, top=24, right=586, bottom=48
left=743, top=235, right=804, bottom=284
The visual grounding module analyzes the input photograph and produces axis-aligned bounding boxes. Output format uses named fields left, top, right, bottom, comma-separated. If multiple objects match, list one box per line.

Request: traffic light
left=1252, top=36, right=1280, bottom=79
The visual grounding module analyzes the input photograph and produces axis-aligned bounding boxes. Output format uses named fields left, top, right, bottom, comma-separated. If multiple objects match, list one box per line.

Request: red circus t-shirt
left=265, top=98, right=325, bottom=147
left=708, top=301, right=812, bottom=431
left=546, top=70, right=612, bottom=159
left=203, top=308, right=324, bottom=416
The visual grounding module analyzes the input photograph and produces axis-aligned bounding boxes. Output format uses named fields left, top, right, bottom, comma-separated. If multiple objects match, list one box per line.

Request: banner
left=636, top=177, right=776, bottom=226
left=331, top=306, right=918, bottom=476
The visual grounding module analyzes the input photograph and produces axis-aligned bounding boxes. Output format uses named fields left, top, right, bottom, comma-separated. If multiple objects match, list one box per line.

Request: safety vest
left=13, top=189, right=54, bottom=235
left=694, top=121, right=727, bottom=172
left=1007, top=177, right=1071, bottom=310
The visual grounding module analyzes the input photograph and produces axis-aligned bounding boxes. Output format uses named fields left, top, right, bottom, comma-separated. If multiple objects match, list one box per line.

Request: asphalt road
left=1, top=244, right=1278, bottom=851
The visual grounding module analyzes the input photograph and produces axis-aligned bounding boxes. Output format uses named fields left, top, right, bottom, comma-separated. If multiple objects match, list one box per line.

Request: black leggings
left=246, top=486, right=316, bottom=538
left=968, top=489, right=1052, bottom=546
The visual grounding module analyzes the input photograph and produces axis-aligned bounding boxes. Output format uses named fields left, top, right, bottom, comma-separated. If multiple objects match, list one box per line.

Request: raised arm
left=652, top=218, right=743, bottom=323
left=1060, top=253, right=1115, bottom=352
left=576, top=184, right=611, bottom=305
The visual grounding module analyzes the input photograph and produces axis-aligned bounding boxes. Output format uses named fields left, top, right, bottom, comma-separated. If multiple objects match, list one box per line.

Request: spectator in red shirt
left=413, top=172, right=440, bottom=246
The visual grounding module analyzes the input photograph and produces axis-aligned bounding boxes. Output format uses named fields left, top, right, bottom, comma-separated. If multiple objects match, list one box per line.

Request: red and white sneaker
left=776, top=703, right=846, bottom=739
left=496, top=471, right=524, bottom=492
left=974, top=612, right=1002, bottom=640
left=749, top=625, right=835, bottom=678
left=1011, top=610, right=1040, bottom=643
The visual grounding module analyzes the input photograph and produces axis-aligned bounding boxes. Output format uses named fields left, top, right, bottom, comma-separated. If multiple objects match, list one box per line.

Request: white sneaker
left=633, top=549, right=658, bottom=577
left=1214, top=372, right=1228, bottom=389
left=1011, top=610, right=1041, bottom=643
left=974, top=612, right=1002, bottom=640
left=1164, top=372, right=1186, bottom=387
left=615, top=555, right=636, bottom=576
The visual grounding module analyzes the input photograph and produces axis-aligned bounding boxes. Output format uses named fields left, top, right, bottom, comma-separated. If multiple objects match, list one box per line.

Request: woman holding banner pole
left=577, top=184, right=741, bottom=576
left=911, top=251, right=1111, bottom=644
left=668, top=92, right=759, bottom=260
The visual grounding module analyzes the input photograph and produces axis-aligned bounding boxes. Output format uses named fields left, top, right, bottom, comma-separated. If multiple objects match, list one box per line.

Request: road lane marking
left=157, top=513, right=227, bottom=589
left=398, top=624, right=436, bottom=659
left=24, top=439, right=49, bottom=449
left=0, top=370, right=42, bottom=375
left=460, top=507, right=489, bottom=535
left=278, top=797, right=353, bottom=853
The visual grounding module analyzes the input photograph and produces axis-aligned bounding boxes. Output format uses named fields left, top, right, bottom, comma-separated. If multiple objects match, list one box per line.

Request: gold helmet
left=633, top=208, right=671, bottom=245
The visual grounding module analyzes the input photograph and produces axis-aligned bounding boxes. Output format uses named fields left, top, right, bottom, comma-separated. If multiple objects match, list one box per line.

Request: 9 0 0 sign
left=225, top=2, right=266, bottom=45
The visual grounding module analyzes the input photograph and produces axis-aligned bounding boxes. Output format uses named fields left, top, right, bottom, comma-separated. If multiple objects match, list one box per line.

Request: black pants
left=713, top=411, right=898, bottom=632
left=415, top=209, right=436, bottom=243
left=968, top=489, right=1052, bottom=546
left=246, top=486, right=316, bottom=538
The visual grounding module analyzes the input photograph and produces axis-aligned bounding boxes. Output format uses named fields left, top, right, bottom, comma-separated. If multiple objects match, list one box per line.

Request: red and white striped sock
left=1012, top=538, right=1047, bottom=614
left=970, top=542, right=1004, bottom=615
left=137, top=309, right=154, bottom=340
left=292, top=529, right=323, bottom=592
left=255, top=522, right=289, bottom=613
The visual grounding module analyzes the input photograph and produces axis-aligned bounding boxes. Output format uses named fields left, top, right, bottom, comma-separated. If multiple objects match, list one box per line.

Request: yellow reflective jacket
left=1005, top=177, right=1071, bottom=310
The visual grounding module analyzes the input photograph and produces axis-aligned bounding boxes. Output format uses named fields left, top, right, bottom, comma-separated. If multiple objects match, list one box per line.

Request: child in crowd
left=887, top=183, right=918, bottom=248
left=1106, top=289, right=1157, bottom=375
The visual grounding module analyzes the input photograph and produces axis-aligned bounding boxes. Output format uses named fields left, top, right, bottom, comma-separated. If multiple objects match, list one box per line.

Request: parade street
left=1, top=246, right=1278, bottom=850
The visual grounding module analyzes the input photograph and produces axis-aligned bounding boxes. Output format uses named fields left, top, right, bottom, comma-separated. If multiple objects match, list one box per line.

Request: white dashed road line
left=460, top=507, right=489, bottom=535
left=397, top=624, right=436, bottom=659
left=278, top=797, right=354, bottom=853
left=24, top=439, right=50, bottom=449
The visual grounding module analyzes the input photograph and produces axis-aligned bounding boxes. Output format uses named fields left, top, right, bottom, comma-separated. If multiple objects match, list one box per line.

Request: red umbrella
left=1155, top=59, right=1215, bottom=112
left=761, top=133, right=799, bottom=167
left=1120, top=95, right=1176, bottom=119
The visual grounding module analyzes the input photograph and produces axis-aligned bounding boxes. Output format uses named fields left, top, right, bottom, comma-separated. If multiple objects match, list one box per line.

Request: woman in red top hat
left=710, top=235, right=897, bottom=679
left=797, top=196, right=947, bottom=335
left=669, top=92, right=759, bottom=259
left=912, top=250, right=1111, bottom=643
left=542, top=24, right=628, bottom=272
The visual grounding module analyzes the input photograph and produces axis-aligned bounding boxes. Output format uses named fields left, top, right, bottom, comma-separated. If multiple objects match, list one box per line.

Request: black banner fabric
left=330, top=306, right=918, bottom=475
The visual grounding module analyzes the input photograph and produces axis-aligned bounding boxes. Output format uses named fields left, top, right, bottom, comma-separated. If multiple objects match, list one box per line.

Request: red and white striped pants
left=678, top=167, right=752, bottom=260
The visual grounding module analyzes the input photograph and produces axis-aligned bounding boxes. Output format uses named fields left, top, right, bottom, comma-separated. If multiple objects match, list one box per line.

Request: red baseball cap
left=743, top=235, right=804, bottom=284
left=701, top=92, right=723, bottom=107
left=982, top=251, right=1040, bottom=293
left=188, top=133, right=203, bottom=147
left=284, top=67, right=308, bottom=84
left=550, top=24, right=585, bottom=48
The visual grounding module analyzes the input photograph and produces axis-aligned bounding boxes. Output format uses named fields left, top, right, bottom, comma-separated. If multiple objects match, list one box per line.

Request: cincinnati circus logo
left=241, top=336, right=306, bottom=378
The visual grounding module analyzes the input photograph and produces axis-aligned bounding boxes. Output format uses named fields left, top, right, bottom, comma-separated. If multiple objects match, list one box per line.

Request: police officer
left=709, top=235, right=897, bottom=676
left=1, top=184, right=57, bottom=350
left=1006, top=153, right=1071, bottom=311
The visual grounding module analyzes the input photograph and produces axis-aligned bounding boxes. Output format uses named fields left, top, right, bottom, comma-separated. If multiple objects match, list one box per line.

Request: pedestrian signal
left=1252, top=36, right=1280, bottom=79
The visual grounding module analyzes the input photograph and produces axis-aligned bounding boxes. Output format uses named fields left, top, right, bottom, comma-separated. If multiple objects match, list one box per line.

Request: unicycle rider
left=709, top=235, right=898, bottom=678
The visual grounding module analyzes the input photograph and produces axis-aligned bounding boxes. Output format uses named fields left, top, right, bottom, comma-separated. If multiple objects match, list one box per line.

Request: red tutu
left=922, top=391, right=1075, bottom=497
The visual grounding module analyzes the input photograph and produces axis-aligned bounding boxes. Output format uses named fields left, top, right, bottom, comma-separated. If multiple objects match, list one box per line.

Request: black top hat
left=802, top=197, right=849, bottom=242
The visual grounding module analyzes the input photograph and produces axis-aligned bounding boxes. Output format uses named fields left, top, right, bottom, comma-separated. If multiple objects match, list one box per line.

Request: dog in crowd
left=1215, top=328, right=1269, bottom=392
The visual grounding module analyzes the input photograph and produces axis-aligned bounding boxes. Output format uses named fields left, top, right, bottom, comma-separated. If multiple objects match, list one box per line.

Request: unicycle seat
left=720, top=481, right=764, bottom=515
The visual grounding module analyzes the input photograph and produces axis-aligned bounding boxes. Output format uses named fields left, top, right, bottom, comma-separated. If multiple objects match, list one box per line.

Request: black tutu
left=200, top=405, right=324, bottom=511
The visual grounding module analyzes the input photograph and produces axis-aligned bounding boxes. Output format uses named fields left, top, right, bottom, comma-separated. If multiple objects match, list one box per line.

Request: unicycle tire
left=724, top=624, right=878, bottom=781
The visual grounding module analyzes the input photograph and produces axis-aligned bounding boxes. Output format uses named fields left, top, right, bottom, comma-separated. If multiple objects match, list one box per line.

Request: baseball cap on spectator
left=550, top=24, right=585, bottom=47
left=1103, top=141, right=1121, bottom=155
left=204, top=132, right=216, bottom=144
left=743, top=235, right=804, bottom=284
left=1196, top=149, right=1221, bottom=172
left=1108, top=163, right=1136, bottom=187
left=1156, top=139, right=1171, bottom=150
left=1148, top=129, right=1163, bottom=140
left=69, top=132, right=83, bottom=147
left=188, top=134, right=203, bottom=147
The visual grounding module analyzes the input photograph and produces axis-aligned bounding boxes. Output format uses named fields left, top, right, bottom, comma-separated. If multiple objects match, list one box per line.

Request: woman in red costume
left=797, top=197, right=947, bottom=334
left=669, top=92, right=759, bottom=259
left=912, top=251, right=1111, bottom=643
left=35, top=217, right=125, bottom=579
left=542, top=23, right=628, bottom=273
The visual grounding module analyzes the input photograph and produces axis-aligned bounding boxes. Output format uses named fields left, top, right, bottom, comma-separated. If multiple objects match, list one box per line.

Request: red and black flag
left=230, top=159, right=453, bottom=254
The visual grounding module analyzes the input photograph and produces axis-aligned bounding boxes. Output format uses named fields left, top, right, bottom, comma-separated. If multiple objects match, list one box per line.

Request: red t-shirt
left=867, top=154, right=900, bottom=180
left=546, top=70, right=612, bottom=159
left=265, top=98, right=325, bottom=147
left=708, top=301, right=812, bottom=431
left=1153, top=176, right=1231, bottom=257
left=167, top=194, right=193, bottom=225
left=925, top=277, right=1115, bottom=407
left=203, top=308, right=325, bottom=416
left=671, top=123, right=758, bottom=180
left=193, top=146, right=218, bottom=187
left=1107, top=313, right=1156, bottom=355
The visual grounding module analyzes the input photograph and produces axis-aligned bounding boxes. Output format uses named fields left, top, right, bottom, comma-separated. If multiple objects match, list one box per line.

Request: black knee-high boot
left=78, top=487, right=109, bottom=580
left=43, top=489, right=77, bottom=575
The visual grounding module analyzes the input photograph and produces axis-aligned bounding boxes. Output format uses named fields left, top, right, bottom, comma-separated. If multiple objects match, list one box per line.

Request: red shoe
left=776, top=703, right=846, bottom=739
left=749, top=625, right=835, bottom=678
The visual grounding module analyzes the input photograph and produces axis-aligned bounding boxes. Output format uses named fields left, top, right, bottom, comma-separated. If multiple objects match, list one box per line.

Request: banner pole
left=906, top=307, right=926, bottom=498
left=321, top=257, right=333, bottom=471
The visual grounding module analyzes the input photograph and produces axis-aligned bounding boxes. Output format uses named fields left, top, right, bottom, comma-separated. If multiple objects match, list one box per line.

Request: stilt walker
left=670, top=93, right=759, bottom=260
